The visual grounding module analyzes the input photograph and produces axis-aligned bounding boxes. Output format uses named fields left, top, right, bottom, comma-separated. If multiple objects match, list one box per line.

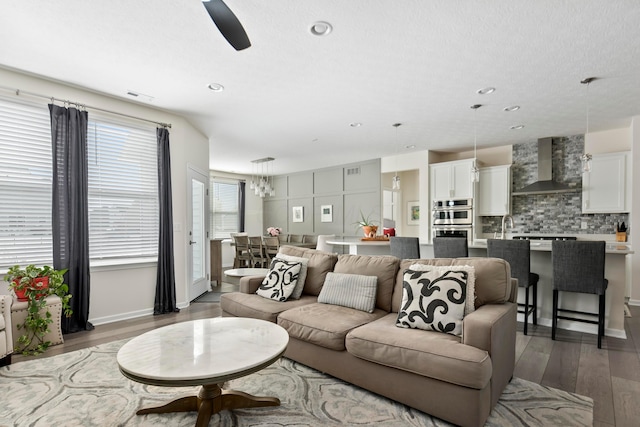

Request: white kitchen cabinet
left=582, top=152, right=629, bottom=213
left=478, top=165, right=511, bottom=216
left=430, top=159, right=474, bottom=200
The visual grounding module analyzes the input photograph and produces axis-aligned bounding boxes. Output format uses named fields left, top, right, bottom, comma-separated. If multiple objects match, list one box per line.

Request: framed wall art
left=407, top=201, right=420, bottom=225
left=292, top=206, right=304, bottom=223
left=320, top=205, right=333, bottom=223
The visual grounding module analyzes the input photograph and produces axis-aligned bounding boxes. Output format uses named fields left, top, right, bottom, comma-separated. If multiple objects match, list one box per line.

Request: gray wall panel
left=288, top=197, right=314, bottom=235
left=344, top=192, right=381, bottom=236
left=313, top=196, right=343, bottom=235
left=288, top=172, right=313, bottom=197
left=344, top=159, right=381, bottom=192
left=263, top=199, right=288, bottom=233
left=314, top=168, right=343, bottom=194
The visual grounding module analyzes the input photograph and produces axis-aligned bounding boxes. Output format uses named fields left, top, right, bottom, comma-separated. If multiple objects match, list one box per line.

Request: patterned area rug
left=0, top=340, right=593, bottom=427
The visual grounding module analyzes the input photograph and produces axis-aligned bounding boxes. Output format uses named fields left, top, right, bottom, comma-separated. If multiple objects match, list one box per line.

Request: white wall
left=585, top=127, right=632, bottom=153
left=0, top=68, right=209, bottom=324
left=630, top=117, right=640, bottom=305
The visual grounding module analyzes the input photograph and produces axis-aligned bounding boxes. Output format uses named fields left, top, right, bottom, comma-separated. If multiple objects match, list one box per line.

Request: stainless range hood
left=513, top=137, right=576, bottom=195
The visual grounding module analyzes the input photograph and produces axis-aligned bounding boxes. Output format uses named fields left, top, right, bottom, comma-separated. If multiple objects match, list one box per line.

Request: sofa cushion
left=278, top=246, right=338, bottom=296
left=273, top=254, right=309, bottom=299
left=220, top=293, right=317, bottom=323
left=409, top=263, right=476, bottom=316
left=346, top=314, right=492, bottom=390
left=333, top=254, right=399, bottom=312
left=392, top=258, right=511, bottom=312
left=277, top=303, right=387, bottom=351
left=317, top=272, right=377, bottom=313
left=397, top=266, right=475, bottom=337
left=256, top=259, right=302, bottom=301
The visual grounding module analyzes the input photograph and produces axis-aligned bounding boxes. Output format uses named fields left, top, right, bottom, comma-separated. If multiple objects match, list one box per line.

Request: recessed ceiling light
left=476, top=87, right=496, bottom=95
left=405, top=145, right=416, bottom=149
left=207, top=83, right=224, bottom=92
left=503, top=105, right=520, bottom=112
left=310, top=21, right=333, bottom=36
left=510, top=124, right=525, bottom=130
left=349, top=122, right=362, bottom=127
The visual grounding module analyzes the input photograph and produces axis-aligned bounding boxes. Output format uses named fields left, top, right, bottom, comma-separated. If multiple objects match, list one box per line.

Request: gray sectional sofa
left=220, top=246, right=517, bottom=427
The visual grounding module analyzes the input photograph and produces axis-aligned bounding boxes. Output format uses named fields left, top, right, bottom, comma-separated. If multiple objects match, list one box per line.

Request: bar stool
left=552, top=240, right=608, bottom=349
left=390, top=237, right=421, bottom=259
left=487, top=239, right=539, bottom=335
left=433, top=237, right=468, bottom=258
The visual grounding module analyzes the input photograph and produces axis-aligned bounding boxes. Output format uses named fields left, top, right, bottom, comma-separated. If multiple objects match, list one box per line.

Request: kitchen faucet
left=501, top=214, right=514, bottom=239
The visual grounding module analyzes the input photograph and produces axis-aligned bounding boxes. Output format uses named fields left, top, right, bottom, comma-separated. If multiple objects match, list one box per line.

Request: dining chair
left=248, top=236, right=266, bottom=268
left=316, top=234, right=335, bottom=253
left=433, top=237, right=468, bottom=258
left=552, top=240, right=608, bottom=348
left=289, top=234, right=303, bottom=243
left=231, top=234, right=252, bottom=268
left=487, top=239, right=539, bottom=335
left=277, top=234, right=289, bottom=244
left=390, top=237, right=421, bottom=259
left=303, top=235, right=318, bottom=245
left=263, top=236, right=280, bottom=264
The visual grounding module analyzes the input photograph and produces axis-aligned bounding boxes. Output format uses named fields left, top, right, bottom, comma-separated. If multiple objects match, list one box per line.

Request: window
left=210, top=178, right=239, bottom=238
left=0, top=97, right=53, bottom=267
left=87, top=115, right=158, bottom=260
left=0, top=97, right=159, bottom=269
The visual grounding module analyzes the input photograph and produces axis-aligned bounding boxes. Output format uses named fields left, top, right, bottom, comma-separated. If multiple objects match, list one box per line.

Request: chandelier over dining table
left=250, top=157, right=275, bottom=198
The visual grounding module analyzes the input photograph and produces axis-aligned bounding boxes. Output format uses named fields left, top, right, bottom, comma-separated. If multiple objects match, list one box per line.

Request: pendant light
left=392, top=123, right=402, bottom=190
left=250, top=157, right=275, bottom=198
left=581, top=77, right=595, bottom=173
left=470, top=104, right=482, bottom=183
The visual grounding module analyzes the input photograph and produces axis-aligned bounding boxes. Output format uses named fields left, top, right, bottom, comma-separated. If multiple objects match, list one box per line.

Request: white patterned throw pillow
left=274, top=253, right=309, bottom=299
left=396, top=265, right=475, bottom=337
left=256, top=259, right=302, bottom=302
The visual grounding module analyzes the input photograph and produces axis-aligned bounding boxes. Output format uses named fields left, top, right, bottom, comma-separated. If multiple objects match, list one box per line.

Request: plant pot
left=362, top=225, right=378, bottom=238
left=13, top=276, right=49, bottom=301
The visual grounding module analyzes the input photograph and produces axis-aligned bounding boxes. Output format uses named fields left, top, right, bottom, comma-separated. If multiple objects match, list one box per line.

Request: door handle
left=189, top=240, right=197, bottom=245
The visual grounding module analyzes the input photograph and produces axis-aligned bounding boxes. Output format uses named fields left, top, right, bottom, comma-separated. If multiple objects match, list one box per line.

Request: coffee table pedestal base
left=137, top=384, right=280, bottom=427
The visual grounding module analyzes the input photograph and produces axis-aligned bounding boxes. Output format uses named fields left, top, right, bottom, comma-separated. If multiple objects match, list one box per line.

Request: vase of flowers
left=267, top=227, right=282, bottom=237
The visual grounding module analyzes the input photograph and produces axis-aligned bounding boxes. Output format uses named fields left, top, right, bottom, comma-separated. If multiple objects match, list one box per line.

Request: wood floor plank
left=513, top=335, right=553, bottom=384
left=576, top=342, right=615, bottom=425
left=611, top=376, right=640, bottom=427
left=541, top=338, right=581, bottom=392
left=607, top=333, right=640, bottom=383
left=514, top=331, right=531, bottom=363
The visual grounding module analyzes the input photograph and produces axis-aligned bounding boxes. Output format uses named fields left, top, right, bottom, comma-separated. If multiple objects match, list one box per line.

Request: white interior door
left=187, top=167, right=209, bottom=301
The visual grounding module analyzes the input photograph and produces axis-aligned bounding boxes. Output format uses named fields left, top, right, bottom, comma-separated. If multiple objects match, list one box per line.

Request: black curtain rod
left=0, top=85, right=172, bottom=129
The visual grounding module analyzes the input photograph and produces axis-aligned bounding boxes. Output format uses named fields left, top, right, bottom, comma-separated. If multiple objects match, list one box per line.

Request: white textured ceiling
left=2, top=1, right=640, bottom=174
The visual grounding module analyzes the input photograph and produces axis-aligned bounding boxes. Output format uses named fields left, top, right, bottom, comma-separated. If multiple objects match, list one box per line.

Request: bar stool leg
left=598, top=294, right=605, bottom=349
left=532, top=282, right=538, bottom=325
left=523, top=285, right=529, bottom=336
left=552, top=289, right=558, bottom=341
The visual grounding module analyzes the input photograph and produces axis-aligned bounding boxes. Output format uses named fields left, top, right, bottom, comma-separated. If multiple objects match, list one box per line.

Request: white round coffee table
left=117, top=317, right=289, bottom=426
left=224, top=268, right=269, bottom=278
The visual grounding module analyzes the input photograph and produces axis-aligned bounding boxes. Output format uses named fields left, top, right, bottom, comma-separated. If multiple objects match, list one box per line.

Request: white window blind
left=0, top=97, right=53, bottom=268
left=210, top=179, right=239, bottom=238
left=87, top=116, right=158, bottom=260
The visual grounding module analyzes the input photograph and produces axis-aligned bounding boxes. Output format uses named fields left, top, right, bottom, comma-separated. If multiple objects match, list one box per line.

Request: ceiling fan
left=202, top=0, right=251, bottom=51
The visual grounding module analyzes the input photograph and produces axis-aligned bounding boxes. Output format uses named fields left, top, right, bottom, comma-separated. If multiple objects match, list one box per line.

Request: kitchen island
left=325, top=237, right=391, bottom=255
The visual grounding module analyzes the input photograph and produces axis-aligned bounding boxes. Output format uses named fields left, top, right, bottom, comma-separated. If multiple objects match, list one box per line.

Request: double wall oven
left=432, top=198, right=474, bottom=242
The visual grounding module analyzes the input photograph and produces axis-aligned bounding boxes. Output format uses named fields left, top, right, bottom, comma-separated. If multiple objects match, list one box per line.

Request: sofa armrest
left=239, top=275, right=266, bottom=293
left=1, top=295, right=13, bottom=359
left=463, top=302, right=517, bottom=406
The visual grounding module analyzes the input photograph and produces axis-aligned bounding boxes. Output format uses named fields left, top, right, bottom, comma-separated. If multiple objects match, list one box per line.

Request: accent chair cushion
left=317, top=272, right=377, bottom=313
left=256, top=259, right=302, bottom=301
left=397, top=265, right=475, bottom=337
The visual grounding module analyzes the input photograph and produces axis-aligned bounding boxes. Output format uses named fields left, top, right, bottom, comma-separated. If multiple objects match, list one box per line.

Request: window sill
left=90, top=257, right=158, bottom=272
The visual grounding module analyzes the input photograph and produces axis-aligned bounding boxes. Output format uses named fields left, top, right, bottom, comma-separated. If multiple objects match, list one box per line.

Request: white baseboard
left=519, top=313, right=627, bottom=340
left=89, top=301, right=191, bottom=326
left=628, top=299, right=640, bottom=307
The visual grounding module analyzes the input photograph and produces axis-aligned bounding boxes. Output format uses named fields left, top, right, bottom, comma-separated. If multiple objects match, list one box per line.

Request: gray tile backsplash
left=481, top=135, right=629, bottom=236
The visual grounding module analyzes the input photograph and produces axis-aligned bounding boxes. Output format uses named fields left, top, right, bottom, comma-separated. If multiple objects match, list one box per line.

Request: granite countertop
left=468, top=239, right=633, bottom=254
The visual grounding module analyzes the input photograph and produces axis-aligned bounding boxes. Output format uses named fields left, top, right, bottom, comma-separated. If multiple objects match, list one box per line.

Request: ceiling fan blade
left=202, top=0, right=251, bottom=51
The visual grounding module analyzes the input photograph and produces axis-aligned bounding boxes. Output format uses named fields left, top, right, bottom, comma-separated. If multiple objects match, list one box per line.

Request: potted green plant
left=354, top=211, right=379, bottom=238
left=4, top=265, right=73, bottom=355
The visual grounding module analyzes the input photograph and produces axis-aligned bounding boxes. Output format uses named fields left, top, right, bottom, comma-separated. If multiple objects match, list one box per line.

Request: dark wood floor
left=11, top=301, right=640, bottom=427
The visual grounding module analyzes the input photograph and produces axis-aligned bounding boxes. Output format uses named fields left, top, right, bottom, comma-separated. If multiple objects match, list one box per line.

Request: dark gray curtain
left=238, top=181, right=246, bottom=232
left=49, top=104, right=93, bottom=333
left=154, top=127, right=179, bottom=314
